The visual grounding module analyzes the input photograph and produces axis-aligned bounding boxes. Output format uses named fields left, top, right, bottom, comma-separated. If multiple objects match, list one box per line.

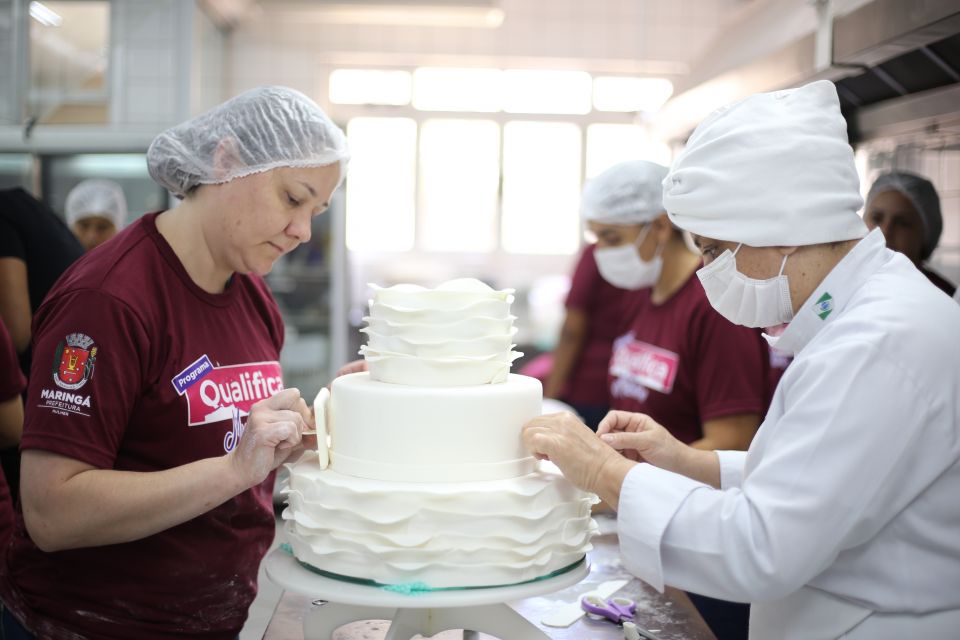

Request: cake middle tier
left=329, top=372, right=541, bottom=482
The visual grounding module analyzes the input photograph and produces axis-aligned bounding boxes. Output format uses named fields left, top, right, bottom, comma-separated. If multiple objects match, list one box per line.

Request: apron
left=751, top=585, right=960, bottom=639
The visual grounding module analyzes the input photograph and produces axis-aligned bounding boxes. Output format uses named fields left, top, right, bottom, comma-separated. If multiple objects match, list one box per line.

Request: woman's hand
left=228, top=387, right=311, bottom=487
left=597, top=410, right=689, bottom=476
left=21, top=388, right=315, bottom=551
left=522, top=412, right=631, bottom=496
left=335, top=359, right=367, bottom=378
left=598, top=411, right=722, bottom=487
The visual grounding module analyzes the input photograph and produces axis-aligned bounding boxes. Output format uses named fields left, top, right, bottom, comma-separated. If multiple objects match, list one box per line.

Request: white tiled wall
left=927, top=148, right=960, bottom=283
left=192, top=4, right=225, bottom=115
left=110, top=0, right=193, bottom=127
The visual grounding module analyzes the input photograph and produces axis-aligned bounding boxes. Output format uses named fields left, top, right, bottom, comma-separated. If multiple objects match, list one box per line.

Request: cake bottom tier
left=282, top=451, right=599, bottom=589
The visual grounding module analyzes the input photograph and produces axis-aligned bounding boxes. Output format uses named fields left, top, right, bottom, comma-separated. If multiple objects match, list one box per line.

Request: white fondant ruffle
left=363, top=315, right=516, bottom=342
left=369, top=280, right=514, bottom=311
left=282, top=456, right=599, bottom=588
left=284, top=489, right=592, bottom=530
left=362, top=349, right=522, bottom=386
left=285, top=524, right=596, bottom=568
left=284, top=530, right=587, bottom=588
left=287, top=455, right=586, bottom=503
left=284, top=507, right=596, bottom=550
left=361, top=328, right=517, bottom=359
left=361, top=278, right=521, bottom=385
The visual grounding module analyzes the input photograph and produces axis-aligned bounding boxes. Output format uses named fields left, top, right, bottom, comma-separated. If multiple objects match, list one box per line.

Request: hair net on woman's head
left=581, top=160, right=669, bottom=225
left=867, top=171, right=942, bottom=260
left=65, top=179, right=128, bottom=229
left=146, top=86, right=350, bottom=198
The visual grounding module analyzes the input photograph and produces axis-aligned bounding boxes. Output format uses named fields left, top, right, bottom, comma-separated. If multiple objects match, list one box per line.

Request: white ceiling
left=217, top=0, right=758, bottom=80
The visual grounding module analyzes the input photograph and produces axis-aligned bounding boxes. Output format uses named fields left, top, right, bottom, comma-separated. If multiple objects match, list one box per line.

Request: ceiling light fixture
left=266, top=0, right=504, bottom=28
left=29, top=1, right=63, bottom=27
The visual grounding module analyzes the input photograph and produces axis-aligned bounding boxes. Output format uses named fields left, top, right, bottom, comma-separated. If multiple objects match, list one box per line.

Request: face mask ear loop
left=634, top=223, right=662, bottom=263
left=634, top=224, right=652, bottom=249
left=776, top=252, right=793, bottom=321
left=646, top=225, right=666, bottom=262
left=729, top=243, right=744, bottom=267
left=654, top=237, right=665, bottom=260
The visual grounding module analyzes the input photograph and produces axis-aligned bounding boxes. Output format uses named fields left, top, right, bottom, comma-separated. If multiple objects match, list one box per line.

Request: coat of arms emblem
left=52, top=332, right=97, bottom=390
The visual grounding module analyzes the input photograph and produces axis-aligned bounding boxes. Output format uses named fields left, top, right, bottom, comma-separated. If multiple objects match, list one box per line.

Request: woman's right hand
left=228, top=387, right=309, bottom=488
left=597, top=410, right=687, bottom=474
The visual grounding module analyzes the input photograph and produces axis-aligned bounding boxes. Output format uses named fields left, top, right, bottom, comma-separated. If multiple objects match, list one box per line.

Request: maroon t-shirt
left=608, top=273, right=769, bottom=444
left=562, top=244, right=644, bottom=406
left=0, top=321, right=26, bottom=543
left=1, top=213, right=285, bottom=640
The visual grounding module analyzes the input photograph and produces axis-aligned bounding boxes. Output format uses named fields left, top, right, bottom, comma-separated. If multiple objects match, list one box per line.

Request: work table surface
left=262, top=514, right=717, bottom=640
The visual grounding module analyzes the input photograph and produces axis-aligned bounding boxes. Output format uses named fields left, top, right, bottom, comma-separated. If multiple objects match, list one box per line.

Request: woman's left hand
left=335, top=359, right=367, bottom=378
left=522, top=412, right=625, bottom=494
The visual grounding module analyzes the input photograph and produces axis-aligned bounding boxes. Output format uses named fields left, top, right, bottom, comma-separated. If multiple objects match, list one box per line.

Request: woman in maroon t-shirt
left=584, top=160, right=769, bottom=640
left=575, top=161, right=770, bottom=450
left=0, top=321, right=26, bottom=546
left=541, top=244, right=642, bottom=430
left=0, top=87, right=349, bottom=640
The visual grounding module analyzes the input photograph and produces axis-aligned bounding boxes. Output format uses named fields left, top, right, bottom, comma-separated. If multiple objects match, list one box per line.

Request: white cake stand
left=265, top=548, right=589, bottom=640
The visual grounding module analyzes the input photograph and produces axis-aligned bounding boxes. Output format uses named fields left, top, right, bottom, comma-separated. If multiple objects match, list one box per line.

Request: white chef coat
left=617, top=230, right=960, bottom=637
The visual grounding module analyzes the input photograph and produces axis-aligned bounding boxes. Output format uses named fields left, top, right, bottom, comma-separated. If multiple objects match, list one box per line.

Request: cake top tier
left=359, top=278, right=522, bottom=386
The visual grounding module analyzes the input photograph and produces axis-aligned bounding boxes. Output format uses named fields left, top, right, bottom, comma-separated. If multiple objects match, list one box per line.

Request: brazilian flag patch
left=814, top=292, right=834, bottom=320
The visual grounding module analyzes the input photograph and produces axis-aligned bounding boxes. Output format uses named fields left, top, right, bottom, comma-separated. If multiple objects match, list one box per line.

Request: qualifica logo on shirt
left=52, top=333, right=97, bottom=391
left=171, top=356, right=283, bottom=429
left=814, top=292, right=834, bottom=320
left=609, top=337, right=680, bottom=395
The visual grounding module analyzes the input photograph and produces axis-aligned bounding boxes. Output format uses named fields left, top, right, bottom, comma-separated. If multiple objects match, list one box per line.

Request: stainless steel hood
left=832, top=0, right=960, bottom=67
left=653, top=0, right=960, bottom=144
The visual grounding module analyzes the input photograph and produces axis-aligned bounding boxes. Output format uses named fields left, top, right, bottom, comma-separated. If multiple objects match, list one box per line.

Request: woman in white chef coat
left=523, top=80, right=960, bottom=639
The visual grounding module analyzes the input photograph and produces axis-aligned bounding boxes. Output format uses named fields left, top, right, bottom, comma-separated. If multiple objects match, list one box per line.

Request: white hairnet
left=147, top=86, right=349, bottom=198
left=663, top=80, right=867, bottom=247
left=65, top=179, right=127, bottom=229
left=866, top=171, right=942, bottom=260
left=581, top=160, right=669, bottom=225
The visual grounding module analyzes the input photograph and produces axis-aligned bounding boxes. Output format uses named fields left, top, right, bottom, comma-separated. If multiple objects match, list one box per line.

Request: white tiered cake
left=282, top=279, right=598, bottom=589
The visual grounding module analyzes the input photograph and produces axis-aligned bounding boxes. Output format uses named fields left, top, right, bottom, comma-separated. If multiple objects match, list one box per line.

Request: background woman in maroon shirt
left=863, top=171, right=956, bottom=297
left=0, top=321, right=25, bottom=547
left=542, top=244, right=644, bottom=430
left=579, top=160, right=769, bottom=640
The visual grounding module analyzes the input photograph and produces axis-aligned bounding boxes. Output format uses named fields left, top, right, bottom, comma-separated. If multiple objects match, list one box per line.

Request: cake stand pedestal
left=265, top=548, right=589, bottom=640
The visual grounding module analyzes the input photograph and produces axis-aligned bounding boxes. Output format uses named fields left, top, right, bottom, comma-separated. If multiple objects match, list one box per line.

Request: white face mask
left=696, top=244, right=794, bottom=328
left=594, top=225, right=662, bottom=290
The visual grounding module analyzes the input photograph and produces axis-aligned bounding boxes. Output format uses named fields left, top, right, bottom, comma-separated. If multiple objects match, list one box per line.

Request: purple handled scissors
left=581, top=594, right=637, bottom=624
